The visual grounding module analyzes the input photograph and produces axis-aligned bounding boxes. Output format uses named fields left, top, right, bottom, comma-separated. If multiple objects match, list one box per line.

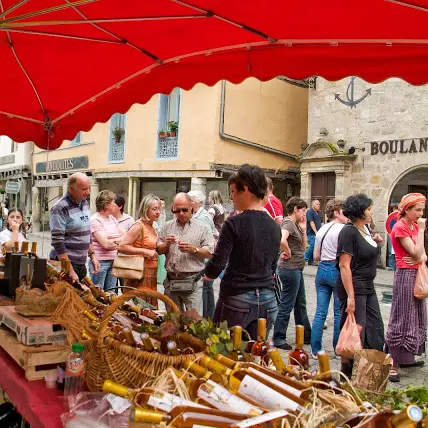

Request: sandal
left=389, top=367, right=400, bottom=383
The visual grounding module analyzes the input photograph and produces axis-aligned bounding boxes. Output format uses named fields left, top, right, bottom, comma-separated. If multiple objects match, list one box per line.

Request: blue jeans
left=89, top=259, right=116, bottom=291
left=203, top=279, right=215, bottom=320
left=214, top=289, right=278, bottom=340
left=387, top=236, right=396, bottom=271
left=304, top=235, right=316, bottom=263
left=273, top=267, right=311, bottom=346
left=311, top=261, right=341, bottom=355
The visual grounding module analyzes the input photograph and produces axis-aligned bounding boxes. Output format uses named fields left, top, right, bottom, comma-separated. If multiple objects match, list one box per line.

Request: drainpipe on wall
left=219, top=80, right=298, bottom=161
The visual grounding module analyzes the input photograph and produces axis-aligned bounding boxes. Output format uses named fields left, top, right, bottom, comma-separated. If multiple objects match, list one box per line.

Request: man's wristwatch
left=88, top=251, right=95, bottom=257
left=193, top=247, right=200, bottom=254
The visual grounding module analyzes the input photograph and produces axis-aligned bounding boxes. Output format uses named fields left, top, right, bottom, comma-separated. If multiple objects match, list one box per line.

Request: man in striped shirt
left=49, top=173, right=100, bottom=282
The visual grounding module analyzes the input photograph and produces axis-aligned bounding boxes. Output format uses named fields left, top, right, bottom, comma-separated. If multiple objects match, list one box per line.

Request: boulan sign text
left=369, top=138, right=428, bottom=155
left=36, top=156, right=89, bottom=173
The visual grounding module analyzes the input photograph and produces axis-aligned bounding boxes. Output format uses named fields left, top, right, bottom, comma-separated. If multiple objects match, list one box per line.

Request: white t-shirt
left=0, top=229, right=27, bottom=247
left=315, top=221, right=345, bottom=261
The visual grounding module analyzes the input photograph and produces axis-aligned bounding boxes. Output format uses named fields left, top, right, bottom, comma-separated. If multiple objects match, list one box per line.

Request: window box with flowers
left=112, top=126, right=125, bottom=143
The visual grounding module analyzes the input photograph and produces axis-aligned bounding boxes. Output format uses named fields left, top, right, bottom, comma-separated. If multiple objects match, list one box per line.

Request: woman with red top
left=118, top=194, right=161, bottom=308
left=386, top=193, right=427, bottom=382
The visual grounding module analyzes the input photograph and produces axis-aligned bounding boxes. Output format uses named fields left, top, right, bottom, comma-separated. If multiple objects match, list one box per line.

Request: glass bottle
left=102, top=379, right=136, bottom=400
left=81, top=330, right=91, bottom=340
left=127, top=311, right=143, bottom=325
left=122, top=302, right=141, bottom=314
left=199, top=355, right=232, bottom=377
left=141, top=309, right=164, bottom=326
left=30, top=242, right=37, bottom=256
left=316, top=350, right=340, bottom=388
left=183, top=361, right=227, bottom=386
left=136, top=387, right=208, bottom=413
left=186, top=377, right=263, bottom=416
left=122, top=327, right=136, bottom=347
left=267, top=347, right=301, bottom=378
left=140, top=332, right=154, bottom=352
left=216, top=354, right=240, bottom=370
left=83, top=309, right=99, bottom=322
left=364, top=405, right=423, bottom=427
left=228, top=368, right=308, bottom=413
left=129, top=408, right=171, bottom=424
left=13, top=241, right=19, bottom=253
left=21, top=241, right=29, bottom=256
left=288, top=325, right=309, bottom=371
left=167, top=340, right=179, bottom=356
left=59, top=259, right=85, bottom=291
left=82, top=276, right=109, bottom=301
left=228, top=326, right=244, bottom=361
left=244, top=340, right=255, bottom=362
left=83, top=293, right=101, bottom=308
left=251, top=318, right=269, bottom=365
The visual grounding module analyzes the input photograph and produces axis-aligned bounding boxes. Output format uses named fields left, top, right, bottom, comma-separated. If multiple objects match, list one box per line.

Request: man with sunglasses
left=157, top=193, right=214, bottom=314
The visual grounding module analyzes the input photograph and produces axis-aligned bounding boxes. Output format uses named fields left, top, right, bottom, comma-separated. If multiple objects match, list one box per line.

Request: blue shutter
left=158, top=95, right=169, bottom=132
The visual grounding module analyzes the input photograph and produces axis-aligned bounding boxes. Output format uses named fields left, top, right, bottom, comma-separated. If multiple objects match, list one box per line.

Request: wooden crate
left=0, top=327, right=69, bottom=381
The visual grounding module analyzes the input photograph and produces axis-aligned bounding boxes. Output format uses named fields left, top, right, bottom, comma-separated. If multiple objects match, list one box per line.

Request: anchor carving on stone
left=335, top=77, right=371, bottom=108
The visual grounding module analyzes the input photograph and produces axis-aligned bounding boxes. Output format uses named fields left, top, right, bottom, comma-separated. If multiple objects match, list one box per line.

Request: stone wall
left=308, top=77, right=428, bottom=264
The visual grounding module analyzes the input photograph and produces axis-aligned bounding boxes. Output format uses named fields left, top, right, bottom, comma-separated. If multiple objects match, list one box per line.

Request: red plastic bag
left=336, top=312, right=363, bottom=359
left=414, top=263, right=428, bottom=299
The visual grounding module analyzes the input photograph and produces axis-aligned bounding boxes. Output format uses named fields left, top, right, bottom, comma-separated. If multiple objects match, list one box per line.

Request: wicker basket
left=15, top=286, right=62, bottom=315
left=85, top=288, right=206, bottom=391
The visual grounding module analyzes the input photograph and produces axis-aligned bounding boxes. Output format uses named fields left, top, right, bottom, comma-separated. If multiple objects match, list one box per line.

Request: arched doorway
left=388, top=166, right=428, bottom=258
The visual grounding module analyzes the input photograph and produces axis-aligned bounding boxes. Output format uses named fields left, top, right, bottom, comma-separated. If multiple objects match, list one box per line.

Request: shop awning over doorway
left=2, top=0, right=428, bottom=149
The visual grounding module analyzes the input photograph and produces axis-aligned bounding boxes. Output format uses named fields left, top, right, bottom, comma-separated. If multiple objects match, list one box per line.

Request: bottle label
left=66, top=358, right=85, bottom=376
left=251, top=355, right=261, bottom=365
left=248, top=367, right=302, bottom=397
left=198, top=380, right=263, bottom=416
left=105, top=394, right=132, bottom=414
left=234, top=410, right=289, bottom=427
left=237, top=374, right=299, bottom=411
left=141, top=315, right=155, bottom=324
left=147, top=392, right=208, bottom=413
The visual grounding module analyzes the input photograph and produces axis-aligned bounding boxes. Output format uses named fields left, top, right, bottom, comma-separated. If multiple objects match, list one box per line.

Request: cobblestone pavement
left=28, top=232, right=428, bottom=388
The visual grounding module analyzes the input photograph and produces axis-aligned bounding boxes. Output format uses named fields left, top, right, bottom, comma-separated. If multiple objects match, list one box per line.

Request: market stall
left=0, top=243, right=427, bottom=427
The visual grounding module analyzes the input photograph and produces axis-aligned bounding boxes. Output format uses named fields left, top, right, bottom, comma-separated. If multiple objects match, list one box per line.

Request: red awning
left=1, top=0, right=428, bottom=149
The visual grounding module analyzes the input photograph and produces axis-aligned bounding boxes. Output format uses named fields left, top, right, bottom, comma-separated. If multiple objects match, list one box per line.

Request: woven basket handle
left=96, top=288, right=180, bottom=346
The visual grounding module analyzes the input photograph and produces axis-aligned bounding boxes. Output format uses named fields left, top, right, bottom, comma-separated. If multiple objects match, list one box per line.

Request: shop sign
left=36, top=156, right=88, bottom=174
left=0, top=154, right=15, bottom=165
left=5, top=181, right=20, bottom=194
left=369, top=137, right=428, bottom=155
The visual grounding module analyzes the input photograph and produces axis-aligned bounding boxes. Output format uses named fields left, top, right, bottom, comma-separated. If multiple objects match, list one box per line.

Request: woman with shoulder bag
left=90, top=190, right=125, bottom=290
left=386, top=193, right=427, bottom=382
left=118, top=194, right=161, bottom=308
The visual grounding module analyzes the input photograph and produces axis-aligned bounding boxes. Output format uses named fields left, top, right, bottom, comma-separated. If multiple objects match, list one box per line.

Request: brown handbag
left=112, top=222, right=145, bottom=280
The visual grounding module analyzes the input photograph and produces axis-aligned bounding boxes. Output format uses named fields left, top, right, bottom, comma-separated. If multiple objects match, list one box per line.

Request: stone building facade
left=302, top=77, right=428, bottom=265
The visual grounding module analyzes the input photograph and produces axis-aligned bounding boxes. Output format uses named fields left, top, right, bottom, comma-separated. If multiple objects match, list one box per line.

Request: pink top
left=90, top=212, right=122, bottom=260
left=391, top=218, right=419, bottom=269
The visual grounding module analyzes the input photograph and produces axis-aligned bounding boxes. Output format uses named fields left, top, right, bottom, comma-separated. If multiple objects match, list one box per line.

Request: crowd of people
left=0, top=167, right=426, bottom=384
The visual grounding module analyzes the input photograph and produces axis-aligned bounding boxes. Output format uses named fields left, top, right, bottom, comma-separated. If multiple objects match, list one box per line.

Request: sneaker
left=276, top=343, right=292, bottom=351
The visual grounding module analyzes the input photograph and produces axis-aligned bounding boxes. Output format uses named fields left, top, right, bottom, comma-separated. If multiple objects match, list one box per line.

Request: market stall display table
left=0, top=327, right=69, bottom=381
left=0, top=348, right=65, bottom=428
